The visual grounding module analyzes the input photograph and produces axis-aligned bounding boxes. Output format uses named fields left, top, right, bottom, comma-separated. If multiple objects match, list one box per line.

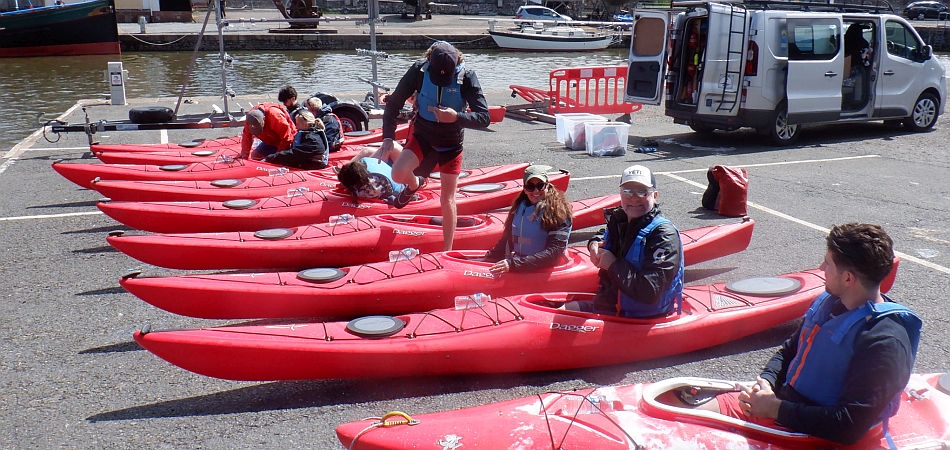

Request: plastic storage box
left=584, top=121, right=630, bottom=156
left=555, top=113, right=607, bottom=150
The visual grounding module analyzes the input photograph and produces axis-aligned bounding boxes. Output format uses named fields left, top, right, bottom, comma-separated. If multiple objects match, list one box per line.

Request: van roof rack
left=673, top=0, right=894, bottom=13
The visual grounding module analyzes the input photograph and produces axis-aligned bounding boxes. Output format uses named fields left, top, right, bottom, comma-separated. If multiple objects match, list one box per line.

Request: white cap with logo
left=619, top=165, right=656, bottom=188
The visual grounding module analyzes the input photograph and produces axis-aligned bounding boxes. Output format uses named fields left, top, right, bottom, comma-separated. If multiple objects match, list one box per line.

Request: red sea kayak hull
left=335, top=373, right=949, bottom=449
left=119, top=220, right=755, bottom=319
left=132, top=266, right=827, bottom=381
left=98, top=173, right=571, bottom=233
left=107, top=195, right=623, bottom=269
left=93, top=143, right=365, bottom=166
left=87, top=122, right=411, bottom=154
left=90, top=163, right=529, bottom=202
left=53, top=158, right=308, bottom=190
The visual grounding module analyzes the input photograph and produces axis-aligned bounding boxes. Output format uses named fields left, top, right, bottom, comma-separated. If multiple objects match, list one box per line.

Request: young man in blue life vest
left=583, top=165, right=685, bottom=318
left=691, top=223, right=921, bottom=445
left=375, top=41, right=490, bottom=251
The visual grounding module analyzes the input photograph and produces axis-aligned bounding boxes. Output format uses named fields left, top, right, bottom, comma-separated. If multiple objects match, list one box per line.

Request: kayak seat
left=428, top=217, right=479, bottom=227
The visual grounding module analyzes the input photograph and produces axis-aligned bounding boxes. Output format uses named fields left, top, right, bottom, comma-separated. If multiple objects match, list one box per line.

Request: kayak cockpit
left=519, top=292, right=691, bottom=324
left=376, top=214, right=487, bottom=229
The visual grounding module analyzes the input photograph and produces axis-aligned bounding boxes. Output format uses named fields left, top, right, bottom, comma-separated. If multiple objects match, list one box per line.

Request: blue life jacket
left=416, top=62, right=466, bottom=128
left=785, top=293, right=921, bottom=448
left=511, top=202, right=548, bottom=256
left=362, top=157, right=405, bottom=197
left=615, top=216, right=684, bottom=318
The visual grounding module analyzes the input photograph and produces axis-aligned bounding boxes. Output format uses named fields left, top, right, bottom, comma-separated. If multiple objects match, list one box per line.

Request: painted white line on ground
left=663, top=172, right=950, bottom=276
left=2, top=101, right=85, bottom=160
left=160, top=129, right=169, bottom=144
left=573, top=154, right=881, bottom=182
left=19, top=146, right=91, bottom=152
left=0, top=211, right=104, bottom=222
left=0, top=158, right=15, bottom=176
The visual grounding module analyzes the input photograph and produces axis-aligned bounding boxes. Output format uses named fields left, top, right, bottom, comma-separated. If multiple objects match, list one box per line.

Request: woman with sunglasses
left=484, top=165, right=573, bottom=276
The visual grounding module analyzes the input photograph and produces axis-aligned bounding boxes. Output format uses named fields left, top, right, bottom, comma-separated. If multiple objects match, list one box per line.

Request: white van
left=625, top=1, right=947, bottom=144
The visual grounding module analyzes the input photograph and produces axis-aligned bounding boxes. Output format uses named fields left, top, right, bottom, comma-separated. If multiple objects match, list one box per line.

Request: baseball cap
left=523, top=165, right=552, bottom=184
left=246, top=109, right=265, bottom=136
left=428, top=43, right=459, bottom=87
left=619, top=165, right=656, bottom=188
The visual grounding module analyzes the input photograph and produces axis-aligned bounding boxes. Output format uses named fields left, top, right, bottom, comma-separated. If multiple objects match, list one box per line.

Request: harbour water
left=0, top=49, right=629, bottom=150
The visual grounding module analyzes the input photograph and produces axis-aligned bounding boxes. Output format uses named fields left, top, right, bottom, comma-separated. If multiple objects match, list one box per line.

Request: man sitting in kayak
left=483, top=165, right=572, bottom=275
left=261, top=109, right=329, bottom=170
left=674, top=223, right=921, bottom=446
left=240, top=103, right=296, bottom=161
left=336, top=145, right=407, bottom=207
left=564, top=165, right=684, bottom=317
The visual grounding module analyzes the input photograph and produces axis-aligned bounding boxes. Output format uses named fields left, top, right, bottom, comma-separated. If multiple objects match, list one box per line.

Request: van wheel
left=904, top=92, right=939, bottom=132
left=689, top=120, right=715, bottom=135
left=764, top=102, right=800, bottom=145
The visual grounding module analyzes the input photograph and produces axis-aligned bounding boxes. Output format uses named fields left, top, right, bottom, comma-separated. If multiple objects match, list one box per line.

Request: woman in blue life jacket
left=483, top=165, right=572, bottom=275
left=336, top=144, right=407, bottom=207
left=376, top=41, right=491, bottom=251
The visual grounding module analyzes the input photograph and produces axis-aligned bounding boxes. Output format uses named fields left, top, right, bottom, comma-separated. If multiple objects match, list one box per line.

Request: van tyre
left=689, top=119, right=716, bottom=135
left=904, top=92, right=939, bottom=132
left=764, top=101, right=800, bottom=145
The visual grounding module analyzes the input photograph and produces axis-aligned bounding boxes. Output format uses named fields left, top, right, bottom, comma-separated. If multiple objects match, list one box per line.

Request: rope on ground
left=126, top=34, right=192, bottom=46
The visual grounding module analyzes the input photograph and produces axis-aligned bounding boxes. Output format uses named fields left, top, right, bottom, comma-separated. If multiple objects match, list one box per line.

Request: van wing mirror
left=921, top=45, right=933, bottom=61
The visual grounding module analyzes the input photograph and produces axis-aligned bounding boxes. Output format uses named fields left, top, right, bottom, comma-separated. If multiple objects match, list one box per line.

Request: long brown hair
left=504, top=183, right=572, bottom=231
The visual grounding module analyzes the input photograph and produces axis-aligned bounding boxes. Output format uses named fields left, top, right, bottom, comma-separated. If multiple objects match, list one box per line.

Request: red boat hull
left=98, top=173, right=571, bottom=233
left=107, top=195, right=622, bottom=269
left=53, top=158, right=309, bottom=190
left=335, top=373, right=949, bottom=449
left=132, top=266, right=825, bottom=381
left=93, top=143, right=365, bottom=166
left=90, top=162, right=529, bottom=202
left=119, top=220, right=755, bottom=319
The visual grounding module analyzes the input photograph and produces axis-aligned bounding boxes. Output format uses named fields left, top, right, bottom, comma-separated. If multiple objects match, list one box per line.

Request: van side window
left=788, top=19, right=840, bottom=60
left=885, top=21, right=921, bottom=60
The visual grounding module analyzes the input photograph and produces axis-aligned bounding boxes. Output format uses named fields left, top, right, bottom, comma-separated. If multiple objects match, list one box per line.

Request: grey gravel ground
left=1, top=89, right=948, bottom=448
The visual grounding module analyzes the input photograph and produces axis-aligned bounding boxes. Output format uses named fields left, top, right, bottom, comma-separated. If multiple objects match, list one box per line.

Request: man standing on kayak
left=689, top=223, right=921, bottom=445
left=376, top=41, right=491, bottom=250
left=240, top=103, right=296, bottom=161
left=575, top=165, right=684, bottom=318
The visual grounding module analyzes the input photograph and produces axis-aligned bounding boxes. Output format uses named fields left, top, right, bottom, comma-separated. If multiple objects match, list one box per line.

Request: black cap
left=428, top=44, right=459, bottom=87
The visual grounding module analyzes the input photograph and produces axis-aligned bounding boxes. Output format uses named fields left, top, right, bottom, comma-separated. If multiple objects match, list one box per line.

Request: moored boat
left=97, top=172, right=571, bottom=233
left=119, top=219, right=755, bottom=319
left=107, top=194, right=621, bottom=269
left=90, top=162, right=529, bottom=202
left=0, top=0, right=119, bottom=58
left=132, top=264, right=834, bottom=380
left=336, top=372, right=949, bottom=449
left=488, top=22, right=616, bottom=51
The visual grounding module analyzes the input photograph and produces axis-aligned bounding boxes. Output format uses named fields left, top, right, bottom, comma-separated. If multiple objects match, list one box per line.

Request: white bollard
left=107, top=61, right=128, bottom=105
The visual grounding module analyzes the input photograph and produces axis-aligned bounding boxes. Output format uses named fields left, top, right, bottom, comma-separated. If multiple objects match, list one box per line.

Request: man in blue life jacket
left=685, top=223, right=921, bottom=446
left=582, top=165, right=684, bottom=318
left=375, top=41, right=490, bottom=251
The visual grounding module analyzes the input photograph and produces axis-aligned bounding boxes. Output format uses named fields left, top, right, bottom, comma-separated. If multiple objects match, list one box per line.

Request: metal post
left=368, top=0, right=381, bottom=108
left=216, top=0, right=231, bottom=118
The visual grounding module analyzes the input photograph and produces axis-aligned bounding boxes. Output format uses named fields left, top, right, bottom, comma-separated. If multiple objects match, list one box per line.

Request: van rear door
left=785, top=14, right=844, bottom=123
left=624, top=10, right=670, bottom=105
left=695, top=2, right=748, bottom=118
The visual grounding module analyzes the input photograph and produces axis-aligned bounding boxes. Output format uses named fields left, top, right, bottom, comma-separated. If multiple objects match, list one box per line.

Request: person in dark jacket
left=484, top=165, right=572, bottom=275
left=376, top=41, right=490, bottom=251
left=583, top=165, right=684, bottom=318
left=679, top=223, right=920, bottom=446
left=306, top=97, right=344, bottom=152
left=262, top=109, right=329, bottom=170
left=279, top=85, right=304, bottom=122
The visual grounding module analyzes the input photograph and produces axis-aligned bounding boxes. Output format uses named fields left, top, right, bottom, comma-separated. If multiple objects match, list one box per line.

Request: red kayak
left=93, top=143, right=366, bottom=166
left=336, top=372, right=947, bottom=449
left=90, top=162, right=529, bottom=202
left=88, top=122, right=412, bottom=154
left=119, top=220, right=755, bottom=319
left=53, top=158, right=312, bottom=190
left=98, top=172, right=571, bottom=233
left=132, top=264, right=838, bottom=381
left=107, top=194, right=620, bottom=270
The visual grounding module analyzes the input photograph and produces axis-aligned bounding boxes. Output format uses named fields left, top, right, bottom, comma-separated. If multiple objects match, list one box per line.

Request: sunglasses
left=524, top=181, right=546, bottom=192
left=621, top=187, right=655, bottom=198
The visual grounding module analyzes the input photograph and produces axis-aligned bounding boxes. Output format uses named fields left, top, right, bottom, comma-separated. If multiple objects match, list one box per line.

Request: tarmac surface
left=2, top=89, right=949, bottom=448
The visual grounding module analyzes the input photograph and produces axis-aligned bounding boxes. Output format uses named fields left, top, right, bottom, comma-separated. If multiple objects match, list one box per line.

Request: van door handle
left=824, top=71, right=838, bottom=77
left=883, top=70, right=895, bottom=76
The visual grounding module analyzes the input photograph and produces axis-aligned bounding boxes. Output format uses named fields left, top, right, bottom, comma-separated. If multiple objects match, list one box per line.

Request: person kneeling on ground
left=306, top=97, right=344, bottom=152
left=241, top=102, right=296, bottom=161
left=484, top=165, right=573, bottom=275
left=262, top=110, right=329, bottom=170
left=336, top=144, right=407, bottom=207
left=666, top=223, right=920, bottom=446
left=565, top=165, right=683, bottom=317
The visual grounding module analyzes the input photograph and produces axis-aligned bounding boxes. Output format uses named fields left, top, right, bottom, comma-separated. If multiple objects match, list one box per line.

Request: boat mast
left=215, top=0, right=231, bottom=118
